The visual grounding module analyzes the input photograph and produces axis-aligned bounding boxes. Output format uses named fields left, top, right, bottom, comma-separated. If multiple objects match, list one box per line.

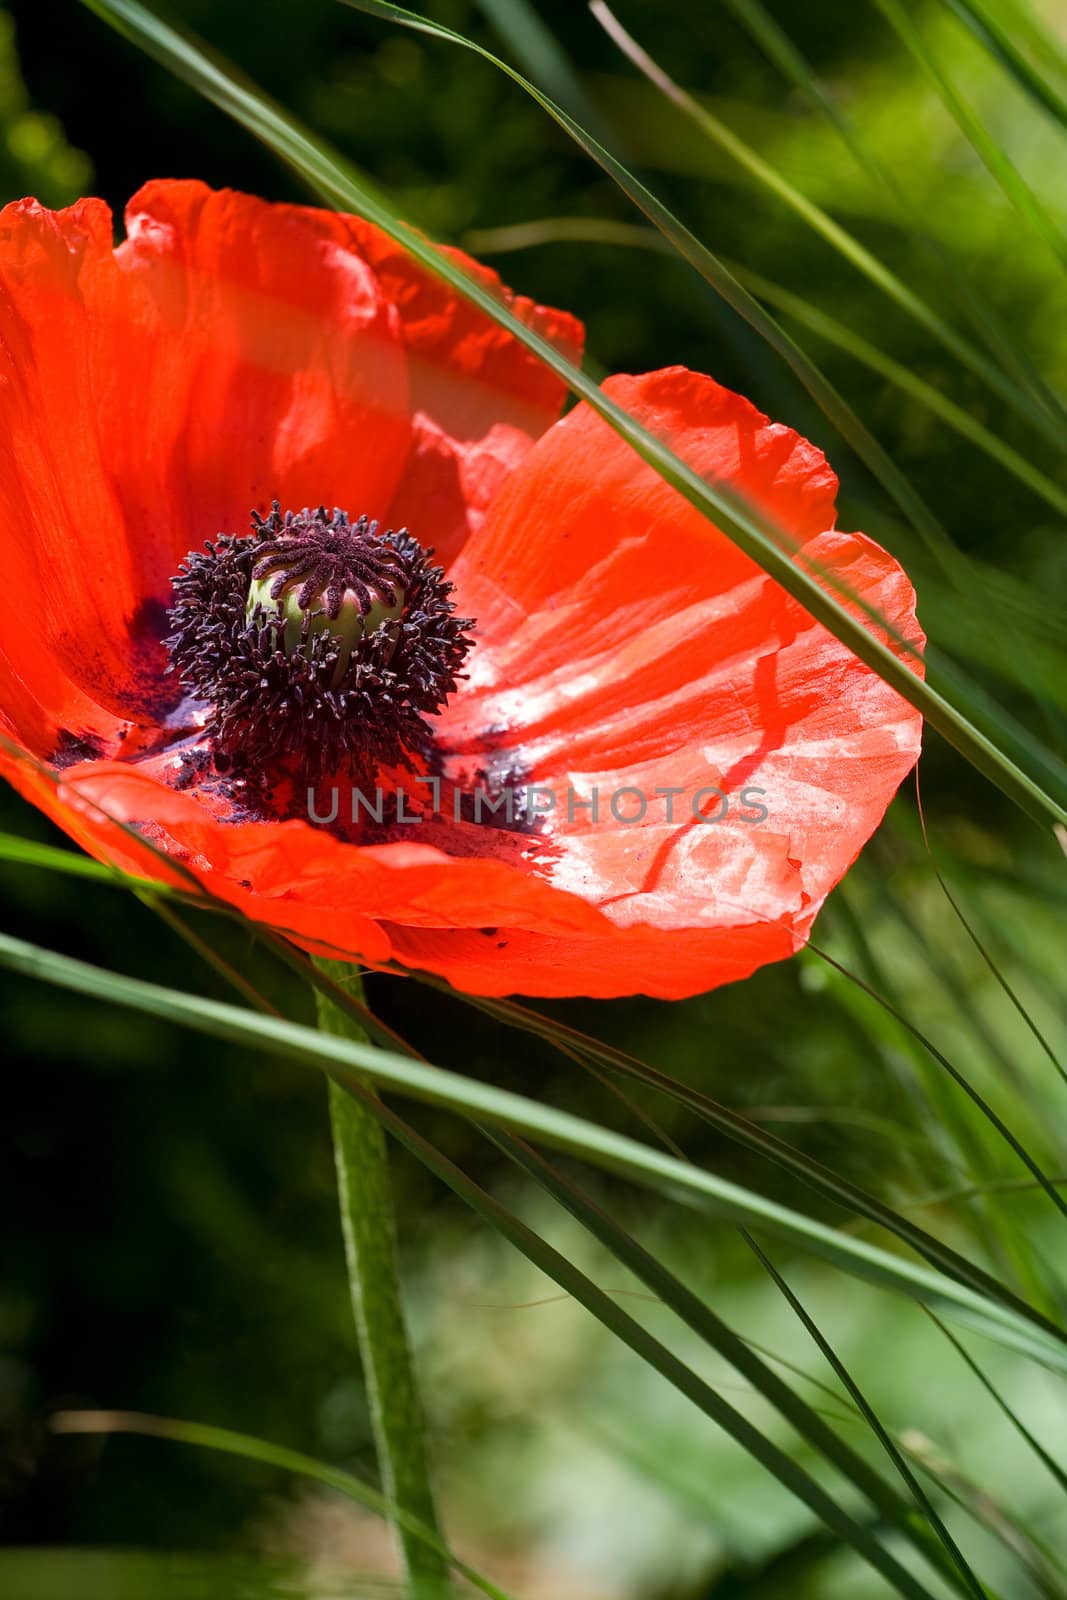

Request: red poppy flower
left=0, top=180, right=923, bottom=999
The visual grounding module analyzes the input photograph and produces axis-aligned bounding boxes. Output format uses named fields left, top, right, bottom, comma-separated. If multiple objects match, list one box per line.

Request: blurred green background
left=3, top=1, right=1067, bottom=1595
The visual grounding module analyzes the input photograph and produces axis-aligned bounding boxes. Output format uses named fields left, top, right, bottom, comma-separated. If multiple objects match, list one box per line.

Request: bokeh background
left=3, top=1, right=1067, bottom=1595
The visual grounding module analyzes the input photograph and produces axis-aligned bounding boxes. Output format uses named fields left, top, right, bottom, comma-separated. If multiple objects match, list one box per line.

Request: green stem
left=315, top=960, right=450, bottom=1597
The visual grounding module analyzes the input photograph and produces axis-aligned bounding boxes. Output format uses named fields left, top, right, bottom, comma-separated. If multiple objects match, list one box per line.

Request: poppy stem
left=315, top=960, right=451, bottom=1596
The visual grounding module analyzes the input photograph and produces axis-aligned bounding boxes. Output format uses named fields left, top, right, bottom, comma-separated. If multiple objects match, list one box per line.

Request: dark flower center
left=166, top=502, right=474, bottom=798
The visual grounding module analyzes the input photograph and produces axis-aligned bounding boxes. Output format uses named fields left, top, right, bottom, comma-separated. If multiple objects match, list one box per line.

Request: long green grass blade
left=914, top=801, right=1067, bottom=1090
left=585, top=0, right=970, bottom=580
left=8, top=823, right=1058, bottom=1370
left=456, top=987, right=1062, bottom=1331
left=80, top=0, right=1067, bottom=830
left=743, top=1235, right=990, bottom=1600
left=810, top=943, right=1067, bottom=1226
left=923, top=1309, right=1067, bottom=1498
left=341, top=1091, right=945, bottom=1600
left=587, top=0, right=1067, bottom=770
left=152, top=893, right=982, bottom=1593
left=465, top=214, right=1067, bottom=520
left=474, top=0, right=614, bottom=143
left=50, top=1411, right=509, bottom=1600
left=490, top=1129, right=981, bottom=1596
left=3, top=927, right=1067, bottom=1373
left=731, top=261, right=1067, bottom=520
left=589, top=0, right=1062, bottom=451
left=944, top=0, right=1067, bottom=133
left=467, top=213, right=1067, bottom=553
left=718, top=0, right=1067, bottom=421
left=874, top=0, right=1067, bottom=268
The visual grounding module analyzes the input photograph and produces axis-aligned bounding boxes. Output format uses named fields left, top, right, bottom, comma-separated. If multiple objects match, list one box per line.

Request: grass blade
left=874, top=0, right=1067, bottom=268
left=810, top=943, right=1067, bottom=1226
left=944, top=0, right=1067, bottom=134
left=489, top=1128, right=983, bottom=1596
left=452, top=986, right=1063, bottom=1333
left=923, top=1309, right=1067, bottom=1499
left=465, top=213, right=1067, bottom=521
left=142, top=896, right=978, bottom=1594
left=50, top=1411, right=509, bottom=1600
left=743, top=1234, right=990, bottom=1600
left=3, top=927, right=1067, bottom=1372
left=589, top=0, right=1062, bottom=468
left=718, top=0, right=1067, bottom=421
left=729, top=259, right=1067, bottom=521
left=915, top=789, right=1067, bottom=1090
left=474, top=0, right=615, bottom=144
left=341, top=1091, right=946, bottom=1600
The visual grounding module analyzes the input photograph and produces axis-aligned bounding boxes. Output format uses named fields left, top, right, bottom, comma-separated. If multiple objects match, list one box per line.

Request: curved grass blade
left=589, top=0, right=1067, bottom=751
left=333, top=3, right=1067, bottom=819
left=347, top=0, right=1032, bottom=580
left=468, top=214, right=1067, bottom=520
left=342, top=1091, right=945, bottom=1600
left=450, top=987, right=1062, bottom=1334
left=730, top=260, right=1067, bottom=521
left=922, top=1308, right=1067, bottom=1498
left=50, top=1411, right=510, bottom=1600
left=82, top=0, right=1067, bottom=830
left=718, top=0, right=1067, bottom=424
left=10, top=815, right=1057, bottom=1359
left=874, top=0, right=1067, bottom=269
left=585, top=0, right=960, bottom=580
left=467, top=212, right=1067, bottom=531
left=474, top=0, right=615, bottom=145
left=468, top=208, right=1067, bottom=668
left=914, top=786, right=1067, bottom=1091
left=4, top=927, right=1067, bottom=1373
left=944, top=0, right=1067, bottom=134
left=589, top=0, right=1061, bottom=465
left=65, top=881, right=958, bottom=1600
left=743, top=1233, right=990, bottom=1600
left=102, top=0, right=960, bottom=578
left=354, top=0, right=1067, bottom=453
left=810, top=943, right=1067, bottom=1226
left=490, top=1128, right=982, bottom=1597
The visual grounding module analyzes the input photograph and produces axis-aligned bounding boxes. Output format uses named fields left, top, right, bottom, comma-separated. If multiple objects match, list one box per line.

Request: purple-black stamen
left=165, top=501, right=474, bottom=798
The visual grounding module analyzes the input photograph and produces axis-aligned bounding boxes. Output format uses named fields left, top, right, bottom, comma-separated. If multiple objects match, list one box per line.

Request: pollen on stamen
left=165, top=501, right=474, bottom=796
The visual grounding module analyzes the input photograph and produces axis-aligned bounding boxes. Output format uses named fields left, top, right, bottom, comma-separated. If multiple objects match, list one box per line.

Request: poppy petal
left=0, top=196, right=155, bottom=752
left=422, top=366, right=923, bottom=995
left=382, top=918, right=798, bottom=1000
left=41, top=760, right=611, bottom=949
left=111, top=179, right=412, bottom=584
left=350, top=225, right=584, bottom=568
